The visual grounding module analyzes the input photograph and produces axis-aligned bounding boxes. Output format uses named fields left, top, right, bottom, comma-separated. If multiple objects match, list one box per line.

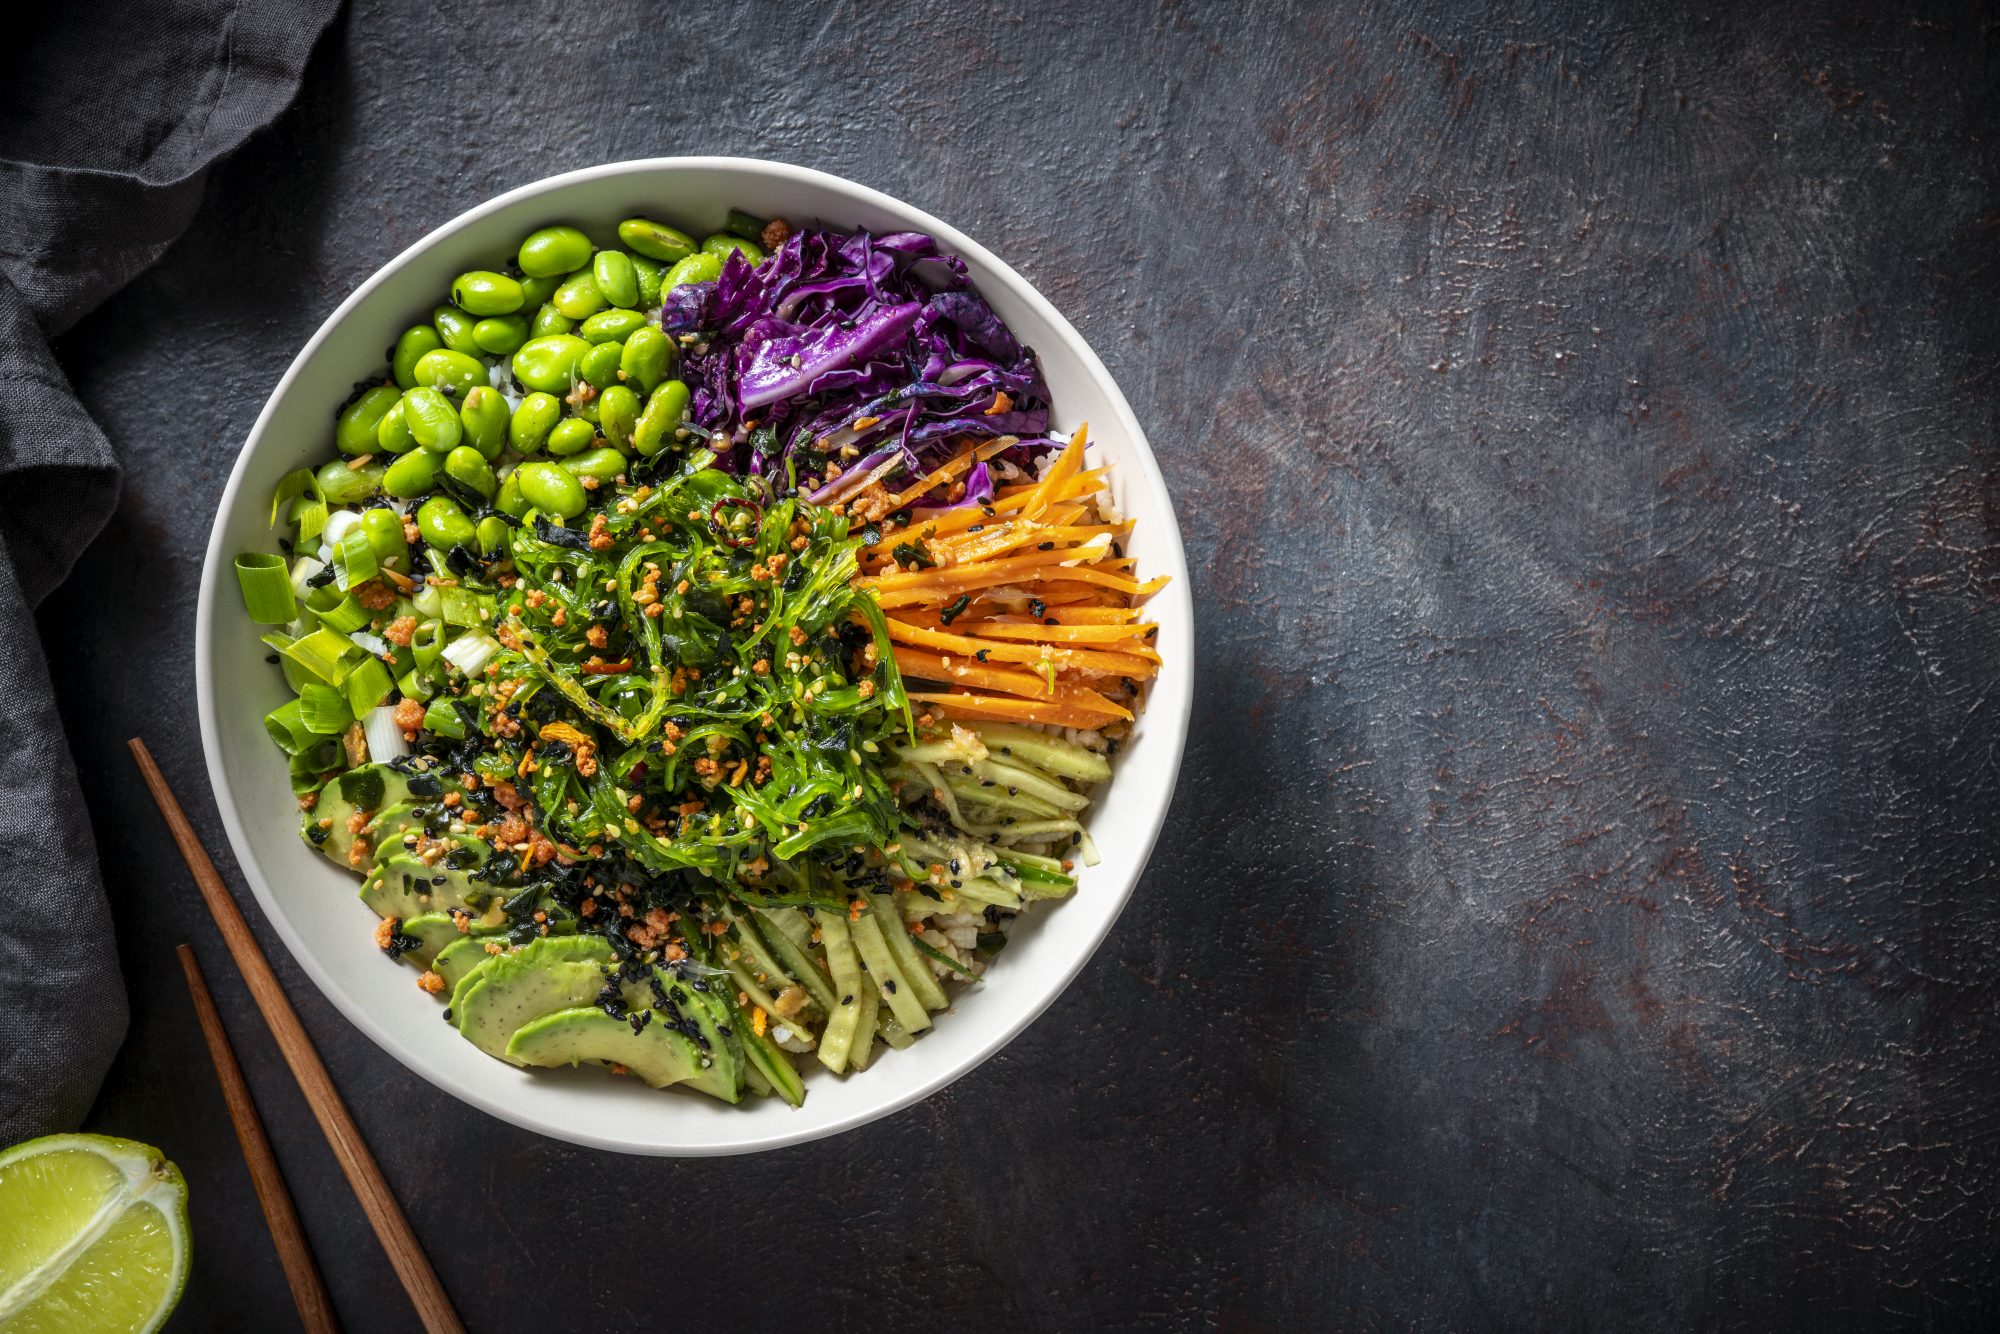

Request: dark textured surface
left=39, top=1, right=2000, bottom=1328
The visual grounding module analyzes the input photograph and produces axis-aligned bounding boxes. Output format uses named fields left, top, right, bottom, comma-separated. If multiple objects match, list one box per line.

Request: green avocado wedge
left=452, top=936, right=648, bottom=1063
left=505, top=1006, right=710, bottom=1090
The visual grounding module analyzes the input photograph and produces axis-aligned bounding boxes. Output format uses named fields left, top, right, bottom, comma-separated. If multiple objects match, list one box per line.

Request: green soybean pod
left=579, top=308, right=647, bottom=344
left=617, top=217, right=696, bottom=263
left=631, top=255, right=664, bottom=306
left=510, top=334, right=589, bottom=393
left=413, top=348, right=487, bottom=397
left=336, top=385, right=402, bottom=455
left=598, top=385, right=641, bottom=450
left=433, top=303, right=482, bottom=355
left=518, top=272, right=561, bottom=308
left=416, top=496, right=477, bottom=551
left=578, top=340, right=624, bottom=389
left=442, top=445, right=498, bottom=500
left=382, top=447, right=442, bottom=498
left=620, top=327, right=674, bottom=393
left=375, top=398, right=417, bottom=454
left=552, top=270, right=607, bottom=320
left=592, top=250, right=639, bottom=308
left=495, top=468, right=530, bottom=518
left=515, top=460, right=587, bottom=519
left=475, top=514, right=512, bottom=555
left=560, top=446, right=627, bottom=485
left=472, top=313, right=531, bottom=355
left=545, top=417, right=597, bottom=457
left=391, top=324, right=445, bottom=389
left=360, top=506, right=410, bottom=569
left=509, top=391, right=562, bottom=454
left=663, top=251, right=723, bottom=290
left=403, top=386, right=463, bottom=454
left=701, top=233, right=764, bottom=265
left=529, top=302, right=576, bottom=338
left=459, top=386, right=508, bottom=460
left=517, top=224, right=593, bottom=278
left=452, top=270, right=525, bottom=316
left=630, top=378, right=691, bottom=457
left=316, top=457, right=385, bottom=504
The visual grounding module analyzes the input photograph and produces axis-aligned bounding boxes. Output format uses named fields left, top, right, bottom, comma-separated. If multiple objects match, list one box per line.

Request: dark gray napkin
left=0, top=0, right=341, bottom=1144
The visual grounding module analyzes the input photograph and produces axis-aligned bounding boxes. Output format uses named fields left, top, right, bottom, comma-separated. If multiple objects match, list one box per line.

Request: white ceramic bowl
left=197, top=158, right=1192, bottom=1155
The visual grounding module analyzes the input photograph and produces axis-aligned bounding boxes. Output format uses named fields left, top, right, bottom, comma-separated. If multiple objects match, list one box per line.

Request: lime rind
left=0, top=1133, right=190, bottom=1334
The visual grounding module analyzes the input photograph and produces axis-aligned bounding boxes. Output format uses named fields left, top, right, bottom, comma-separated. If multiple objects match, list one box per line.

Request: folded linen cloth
left=0, top=0, right=342, bottom=1144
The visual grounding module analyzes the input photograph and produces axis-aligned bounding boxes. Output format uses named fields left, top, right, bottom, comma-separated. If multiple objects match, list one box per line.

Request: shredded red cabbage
left=658, top=225, right=1054, bottom=500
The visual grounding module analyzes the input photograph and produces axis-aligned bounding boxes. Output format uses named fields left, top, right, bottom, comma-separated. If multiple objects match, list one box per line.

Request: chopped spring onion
left=234, top=553, right=297, bottom=624
left=312, top=593, right=369, bottom=633
left=410, top=619, right=445, bottom=670
left=297, top=683, right=353, bottom=735
left=262, top=698, right=315, bottom=754
left=282, top=627, right=360, bottom=685
left=288, top=556, right=327, bottom=597
left=332, top=524, right=378, bottom=591
left=396, top=668, right=431, bottom=703
left=362, top=704, right=412, bottom=762
left=411, top=582, right=443, bottom=618
left=343, top=655, right=393, bottom=715
left=270, top=468, right=328, bottom=546
left=422, top=698, right=468, bottom=740
left=348, top=630, right=389, bottom=659
left=440, top=631, right=500, bottom=677
left=439, top=586, right=493, bottom=627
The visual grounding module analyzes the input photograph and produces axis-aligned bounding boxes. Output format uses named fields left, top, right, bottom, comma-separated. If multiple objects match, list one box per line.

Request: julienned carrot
left=954, top=621, right=1160, bottom=646
left=867, top=565, right=1166, bottom=606
left=891, top=648, right=1133, bottom=719
left=860, top=469, right=1111, bottom=560
left=888, top=437, right=1016, bottom=509
left=908, top=691, right=1116, bottom=730
left=883, top=617, right=1160, bottom=677
left=1022, top=427, right=1087, bottom=522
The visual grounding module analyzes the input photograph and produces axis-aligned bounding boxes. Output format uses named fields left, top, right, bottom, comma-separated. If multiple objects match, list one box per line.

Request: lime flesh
left=0, top=1134, right=189, bottom=1333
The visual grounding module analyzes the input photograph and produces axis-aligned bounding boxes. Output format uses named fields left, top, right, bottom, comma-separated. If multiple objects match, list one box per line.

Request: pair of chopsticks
left=131, top=739, right=465, bottom=1334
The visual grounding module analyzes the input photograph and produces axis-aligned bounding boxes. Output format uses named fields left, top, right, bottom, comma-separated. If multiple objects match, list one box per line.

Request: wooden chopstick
left=129, top=739, right=466, bottom=1334
left=177, top=944, right=341, bottom=1334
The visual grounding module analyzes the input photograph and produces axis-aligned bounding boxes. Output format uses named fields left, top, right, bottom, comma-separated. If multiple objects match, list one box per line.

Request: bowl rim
left=194, top=156, right=1193, bottom=1154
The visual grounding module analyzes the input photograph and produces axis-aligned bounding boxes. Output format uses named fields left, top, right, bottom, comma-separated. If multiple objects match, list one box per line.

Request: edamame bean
left=496, top=468, right=530, bottom=518
left=375, top=399, right=417, bottom=453
left=392, top=324, right=445, bottom=389
left=433, top=304, right=482, bottom=355
left=702, top=233, right=764, bottom=265
left=316, top=457, right=384, bottom=503
left=336, top=385, right=402, bottom=455
left=382, top=447, right=441, bottom=498
left=598, top=385, right=640, bottom=450
left=403, top=387, right=463, bottom=453
left=561, top=447, right=627, bottom=485
left=620, top=327, right=674, bottom=393
left=452, top=270, right=525, bottom=316
left=413, top=348, right=487, bottom=397
left=458, top=386, right=508, bottom=459
left=472, top=313, right=530, bottom=355
left=552, top=271, right=606, bottom=320
left=545, top=417, right=596, bottom=457
left=519, top=273, right=561, bottom=307
left=617, top=217, right=696, bottom=263
left=360, top=506, right=409, bottom=569
left=529, top=302, right=576, bottom=338
left=517, top=224, right=593, bottom=278
left=514, top=460, right=587, bottom=518
left=663, top=251, right=723, bottom=289
left=631, top=255, right=664, bottom=306
left=510, top=334, right=589, bottom=393
left=443, top=445, right=497, bottom=500
left=476, top=514, right=512, bottom=555
left=416, top=496, right=477, bottom=551
left=630, top=379, right=691, bottom=457
left=578, top=341, right=623, bottom=389
left=592, top=250, right=639, bottom=308
left=509, top=392, right=561, bottom=454
left=579, top=308, right=647, bottom=344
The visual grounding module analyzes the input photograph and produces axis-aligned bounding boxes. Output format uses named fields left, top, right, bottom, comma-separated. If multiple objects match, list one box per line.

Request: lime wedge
left=0, top=1134, right=189, bottom=1333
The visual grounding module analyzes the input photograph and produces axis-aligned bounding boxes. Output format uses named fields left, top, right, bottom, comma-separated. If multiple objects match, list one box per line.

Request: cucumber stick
left=815, top=916, right=865, bottom=1074
left=868, top=893, right=950, bottom=1010
left=851, top=912, right=932, bottom=1034
left=755, top=908, right=839, bottom=1014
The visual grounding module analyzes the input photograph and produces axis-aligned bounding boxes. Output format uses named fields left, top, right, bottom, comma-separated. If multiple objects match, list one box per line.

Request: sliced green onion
left=362, top=705, right=411, bottom=762
left=234, top=553, right=297, bottom=624
left=313, top=594, right=369, bottom=633
left=440, top=631, right=500, bottom=677
left=297, top=683, right=353, bottom=734
left=396, top=668, right=431, bottom=703
left=411, top=583, right=443, bottom=618
left=422, top=698, right=468, bottom=740
left=270, top=469, right=325, bottom=546
left=333, top=525, right=378, bottom=591
left=289, top=745, right=335, bottom=793
left=262, top=699, right=314, bottom=754
left=439, top=586, right=493, bottom=627
left=410, top=619, right=444, bottom=669
left=283, top=627, right=360, bottom=685
left=343, top=655, right=393, bottom=715
left=259, top=631, right=314, bottom=693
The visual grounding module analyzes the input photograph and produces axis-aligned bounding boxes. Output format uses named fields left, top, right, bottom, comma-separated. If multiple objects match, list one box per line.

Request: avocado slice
left=362, top=854, right=505, bottom=922
left=300, top=764, right=423, bottom=865
left=432, top=936, right=498, bottom=993
left=391, top=913, right=464, bottom=969
left=650, top=965, right=743, bottom=1103
left=453, top=936, right=633, bottom=1063
left=505, top=1007, right=710, bottom=1090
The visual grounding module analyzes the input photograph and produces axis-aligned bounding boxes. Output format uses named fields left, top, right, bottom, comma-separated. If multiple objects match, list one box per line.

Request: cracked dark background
left=36, top=0, right=2000, bottom=1328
